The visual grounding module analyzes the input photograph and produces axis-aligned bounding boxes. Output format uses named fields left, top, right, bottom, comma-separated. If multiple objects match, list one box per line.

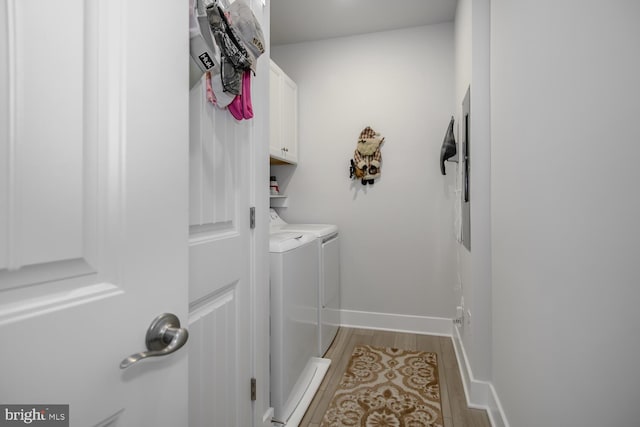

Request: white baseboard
left=452, top=325, right=510, bottom=427
left=486, top=382, right=509, bottom=427
left=261, top=407, right=274, bottom=427
left=339, top=309, right=453, bottom=337
left=285, top=358, right=331, bottom=427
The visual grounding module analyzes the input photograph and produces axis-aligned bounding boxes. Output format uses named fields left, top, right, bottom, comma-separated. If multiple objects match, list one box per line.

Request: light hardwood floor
left=299, top=327, right=491, bottom=427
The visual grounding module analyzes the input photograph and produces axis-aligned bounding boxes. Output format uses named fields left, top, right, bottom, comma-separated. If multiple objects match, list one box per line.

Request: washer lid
left=269, top=231, right=315, bottom=253
left=274, top=224, right=338, bottom=239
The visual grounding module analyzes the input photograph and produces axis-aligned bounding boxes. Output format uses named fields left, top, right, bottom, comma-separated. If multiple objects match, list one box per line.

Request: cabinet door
left=281, top=74, right=298, bottom=163
left=269, top=60, right=298, bottom=164
left=269, top=61, right=284, bottom=160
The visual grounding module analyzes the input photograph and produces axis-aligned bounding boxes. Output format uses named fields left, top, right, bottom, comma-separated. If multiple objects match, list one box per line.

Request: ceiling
left=270, top=0, right=458, bottom=46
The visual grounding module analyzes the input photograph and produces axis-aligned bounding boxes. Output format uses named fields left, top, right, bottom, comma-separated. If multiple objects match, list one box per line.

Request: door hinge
left=249, top=207, right=256, bottom=229
left=250, top=377, right=257, bottom=401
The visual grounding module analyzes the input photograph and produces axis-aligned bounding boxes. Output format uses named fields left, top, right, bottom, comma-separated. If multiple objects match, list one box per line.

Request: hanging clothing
left=440, top=116, right=457, bottom=175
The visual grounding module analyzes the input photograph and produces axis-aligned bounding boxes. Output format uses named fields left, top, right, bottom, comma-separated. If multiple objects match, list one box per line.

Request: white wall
left=491, top=1, right=640, bottom=425
left=469, top=0, right=492, bottom=384
left=454, top=0, right=493, bottom=385
left=454, top=0, right=473, bottom=361
left=271, top=23, right=457, bottom=320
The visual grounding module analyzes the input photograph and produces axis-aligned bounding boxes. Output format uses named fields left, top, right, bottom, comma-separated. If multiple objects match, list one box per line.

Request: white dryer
left=269, top=231, right=329, bottom=426
left=270, top=209, right=340, bottom=356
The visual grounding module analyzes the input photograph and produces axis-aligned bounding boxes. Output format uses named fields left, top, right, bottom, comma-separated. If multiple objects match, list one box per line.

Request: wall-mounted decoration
left=349, top=126, right=385, bottom=185
left=461, top=87, right=471, bottom=251
left=440, top=116, right=457, bottom=175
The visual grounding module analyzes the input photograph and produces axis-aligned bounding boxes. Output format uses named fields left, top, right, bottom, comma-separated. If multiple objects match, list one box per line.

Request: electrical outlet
left=454, top=306, right=464, bottom=327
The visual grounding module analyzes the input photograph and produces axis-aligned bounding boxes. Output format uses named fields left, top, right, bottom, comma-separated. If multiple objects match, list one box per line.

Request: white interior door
left=0, top=1, right=189, bottom=426
left=187, top=57, right=252, bottom=427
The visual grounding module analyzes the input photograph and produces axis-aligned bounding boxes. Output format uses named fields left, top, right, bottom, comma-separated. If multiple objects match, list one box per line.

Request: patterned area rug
left=321, top=345, right=443, bottom=427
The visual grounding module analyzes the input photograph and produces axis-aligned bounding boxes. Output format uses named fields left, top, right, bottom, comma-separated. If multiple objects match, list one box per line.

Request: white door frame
left=250, top=0, right=272, bottom=425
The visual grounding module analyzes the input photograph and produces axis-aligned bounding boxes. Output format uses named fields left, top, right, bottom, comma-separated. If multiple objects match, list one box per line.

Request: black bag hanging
left=440, top=116, right=457, bottom=175
left=206, top=3, right=252, bottom=95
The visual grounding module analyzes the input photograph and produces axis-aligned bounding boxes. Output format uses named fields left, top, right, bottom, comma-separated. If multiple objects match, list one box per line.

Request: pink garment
left=242, top=70, right=253, bottom=119
left=228, top=93, right=244, bottom=120
left=228, top=71, right=253, bottom=120
left=205, top=71, right=216, bottom=105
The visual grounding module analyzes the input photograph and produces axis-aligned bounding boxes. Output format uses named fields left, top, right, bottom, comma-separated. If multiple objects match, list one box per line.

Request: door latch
left=120, top=313, right=189, bottom=369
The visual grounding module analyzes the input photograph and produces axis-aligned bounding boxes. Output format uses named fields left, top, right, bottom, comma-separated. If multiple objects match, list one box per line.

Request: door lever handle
left=120, top=313, right=189, bottom=369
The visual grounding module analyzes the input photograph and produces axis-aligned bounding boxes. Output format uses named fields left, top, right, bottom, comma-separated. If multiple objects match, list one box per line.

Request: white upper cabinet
left=270, top=60, right=298, bottom=164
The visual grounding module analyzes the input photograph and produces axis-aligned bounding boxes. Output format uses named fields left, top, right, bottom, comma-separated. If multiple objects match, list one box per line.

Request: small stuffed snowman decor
left=350, top=126, right=385, bottom=185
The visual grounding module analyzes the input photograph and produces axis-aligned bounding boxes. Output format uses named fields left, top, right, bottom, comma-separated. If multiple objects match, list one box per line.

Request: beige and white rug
left=321, top=345, right=443, bottom=427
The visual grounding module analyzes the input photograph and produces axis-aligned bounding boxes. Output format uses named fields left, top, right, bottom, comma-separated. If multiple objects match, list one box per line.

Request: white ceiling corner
left=270, top=0, right=458, bottom=46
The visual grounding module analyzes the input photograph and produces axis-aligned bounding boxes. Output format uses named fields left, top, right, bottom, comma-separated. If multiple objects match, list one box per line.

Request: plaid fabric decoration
left=351, top=126, right=385, bottom=184
left=359, top=126, right=377, bottom=141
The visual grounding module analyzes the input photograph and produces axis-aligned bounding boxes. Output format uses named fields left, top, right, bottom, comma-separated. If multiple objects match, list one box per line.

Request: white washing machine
left=270, top=209, right=341, bottom=357
left=269, top=231, right=330, bottom=426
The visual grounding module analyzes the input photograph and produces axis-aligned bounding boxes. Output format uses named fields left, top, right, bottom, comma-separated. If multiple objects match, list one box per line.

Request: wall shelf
left=270, top=194, right=288, bottom=208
